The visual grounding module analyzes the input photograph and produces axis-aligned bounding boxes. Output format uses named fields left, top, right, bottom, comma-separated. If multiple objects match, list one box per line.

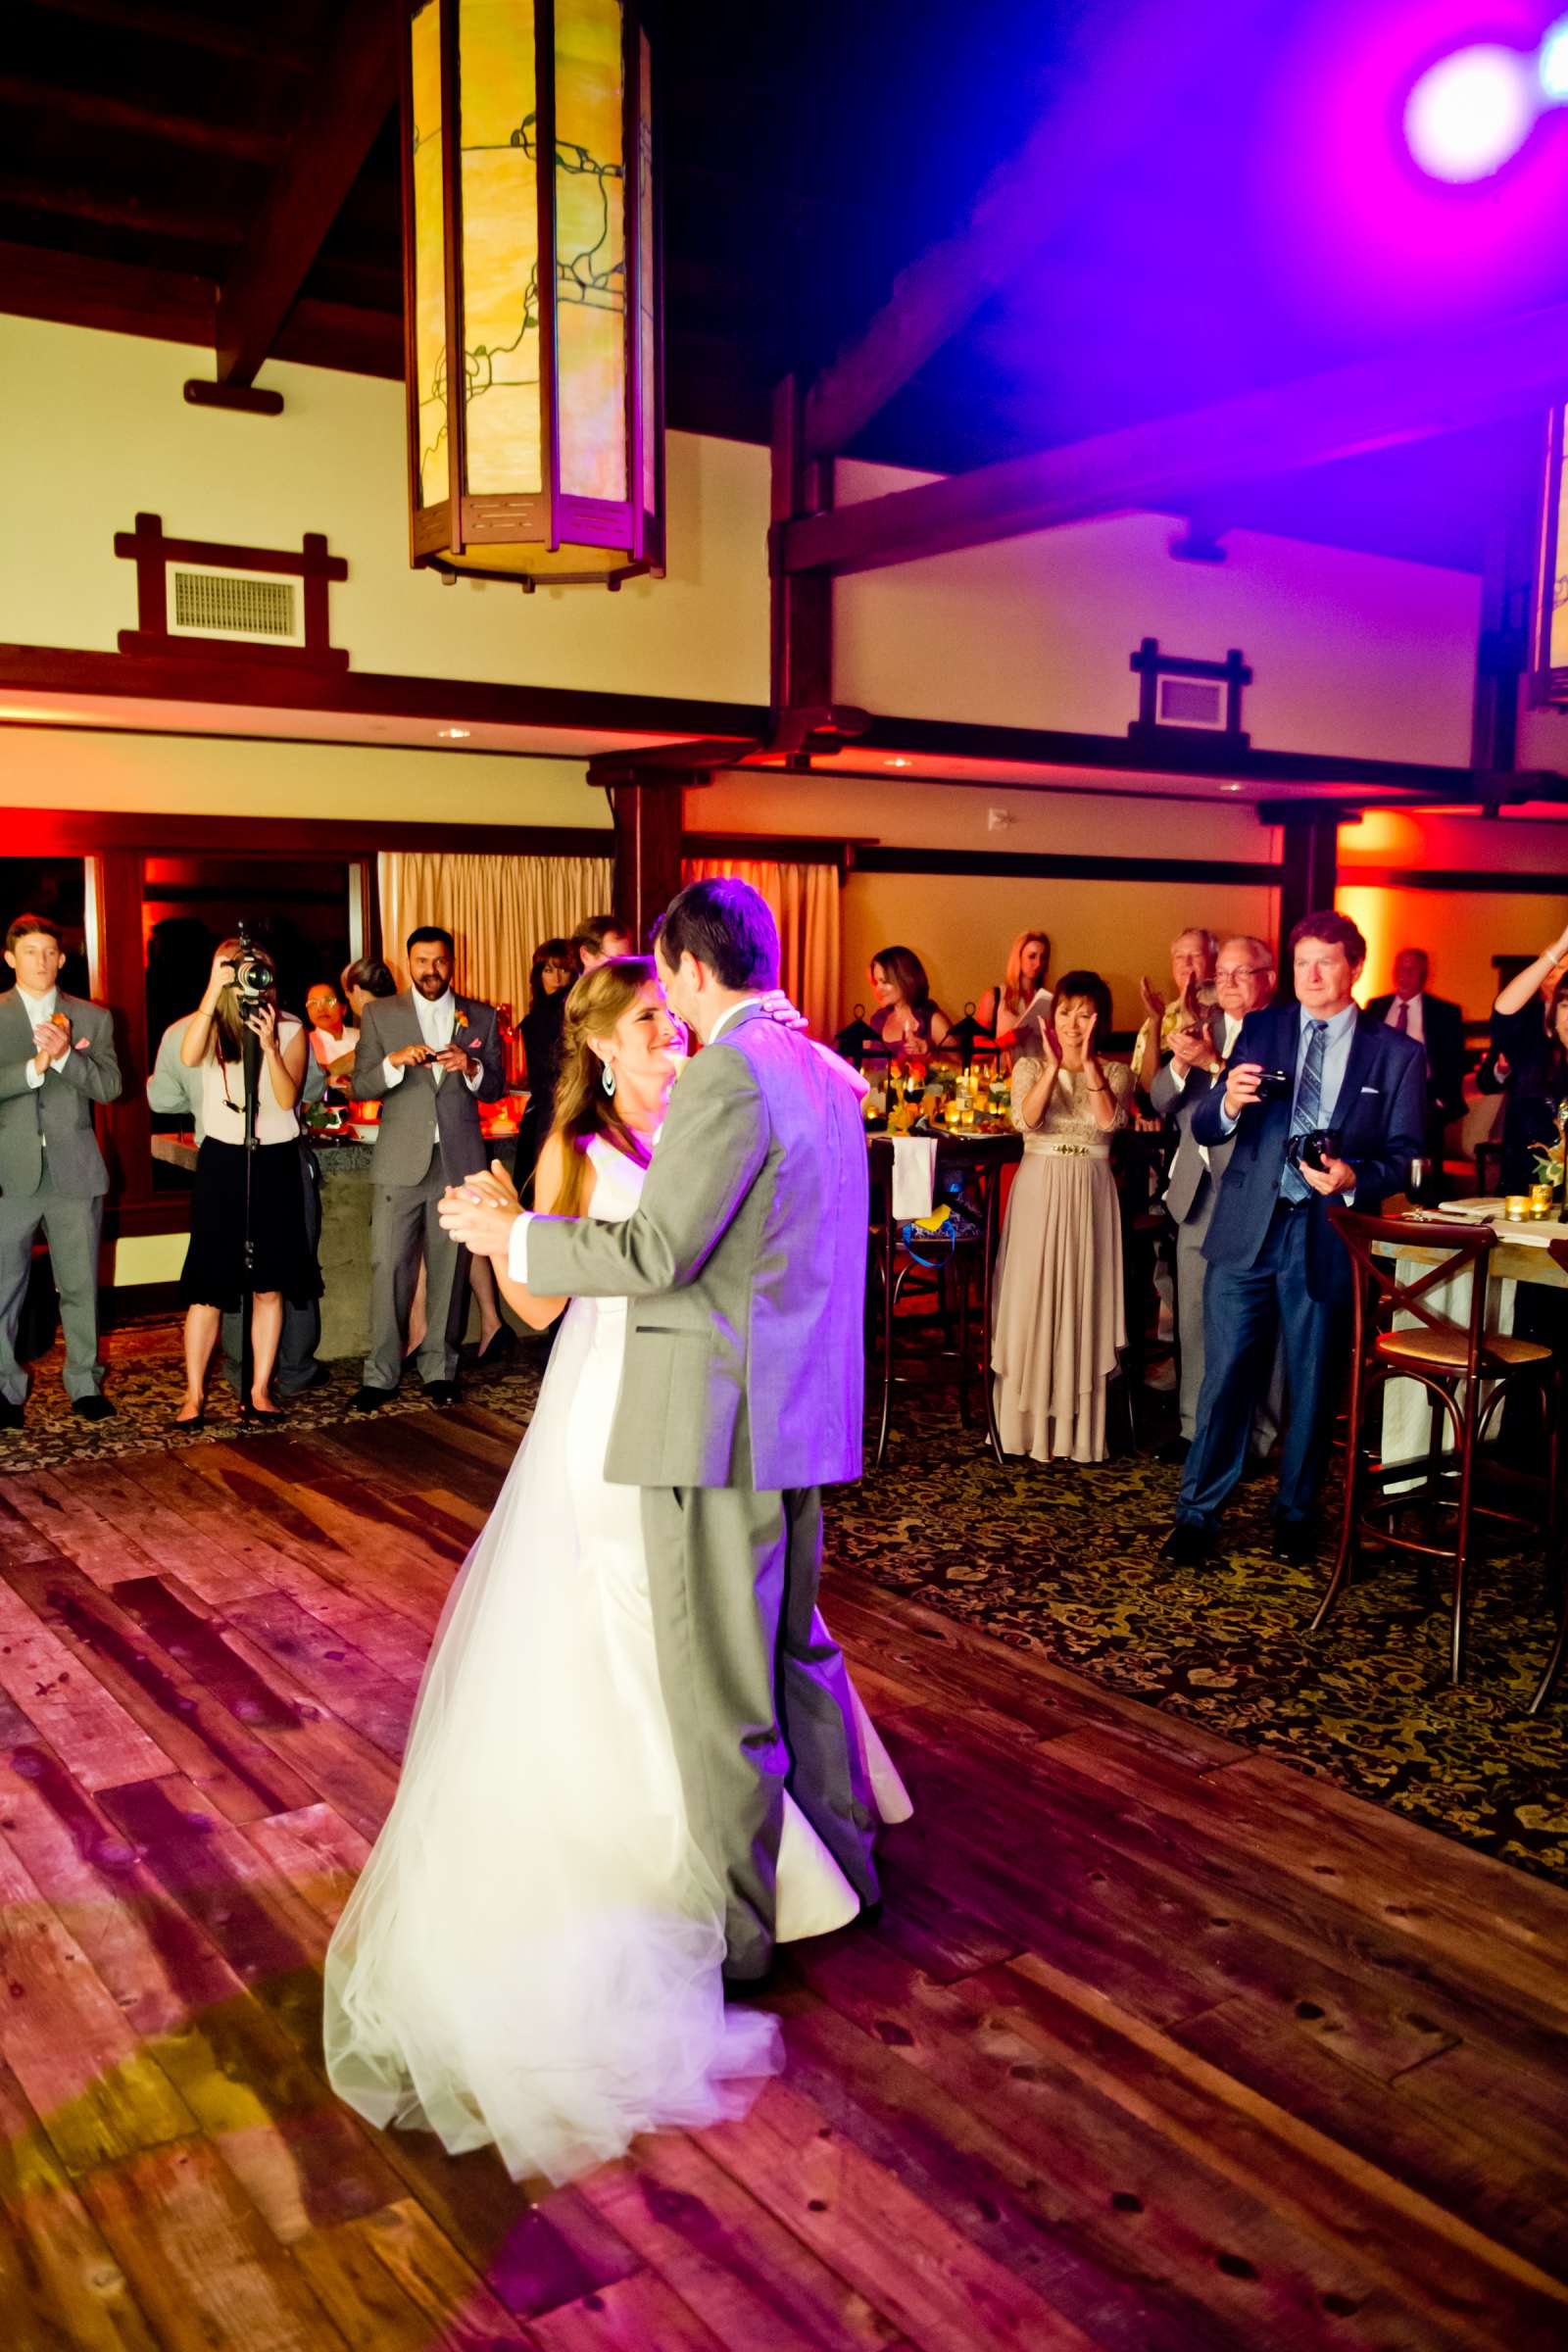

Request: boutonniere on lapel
left=451, top=1004, right=480, bottom=1059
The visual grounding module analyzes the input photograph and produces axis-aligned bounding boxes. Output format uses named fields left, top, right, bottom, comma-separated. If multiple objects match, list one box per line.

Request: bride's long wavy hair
left=544, top=956, right=662, bottom=1216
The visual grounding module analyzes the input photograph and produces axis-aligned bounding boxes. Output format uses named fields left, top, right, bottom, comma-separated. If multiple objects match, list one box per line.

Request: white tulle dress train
left=322, top=1137, right=908, bottom=2185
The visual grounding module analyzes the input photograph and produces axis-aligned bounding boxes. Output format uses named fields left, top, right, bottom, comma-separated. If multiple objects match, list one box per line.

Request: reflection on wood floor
left=0, top=1402, right=1566, bottom=2349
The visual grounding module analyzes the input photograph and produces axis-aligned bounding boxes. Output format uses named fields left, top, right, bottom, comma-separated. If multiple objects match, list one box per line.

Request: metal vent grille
left=169, top=566, right=302, bottom=645
left=1156, top=675, right=1224, bottom=726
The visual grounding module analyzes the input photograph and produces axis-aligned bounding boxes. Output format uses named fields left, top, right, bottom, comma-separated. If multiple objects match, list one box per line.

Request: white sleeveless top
left=197, top=1016, right=306, bottom=1146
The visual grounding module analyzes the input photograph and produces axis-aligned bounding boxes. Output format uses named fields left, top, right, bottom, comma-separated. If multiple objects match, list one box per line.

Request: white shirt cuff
left=25, top=1057, right=45, bottom=1089
left=1168, top=1061, right=1191, bottom=1092
left=1216, top=1103, right=1239, bottom=1136
left=382, top=1054, right=406, bottom=1088
left=507, top=1211, right=535, bottom=1283
left=464, top=1061, right=482, bottom=1093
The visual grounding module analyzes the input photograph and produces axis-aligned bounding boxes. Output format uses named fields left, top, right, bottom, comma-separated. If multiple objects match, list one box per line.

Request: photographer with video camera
left=172, top=936, right=320, bottom=1427
left=1161, top=910, right=1424, bottom=1571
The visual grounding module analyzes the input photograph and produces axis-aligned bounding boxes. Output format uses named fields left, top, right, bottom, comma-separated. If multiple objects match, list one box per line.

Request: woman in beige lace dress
left=991, top=969, right=1130, bottom=1463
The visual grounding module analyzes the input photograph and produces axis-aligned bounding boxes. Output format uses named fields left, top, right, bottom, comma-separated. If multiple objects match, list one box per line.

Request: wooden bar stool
left=1312, top=1208, right=1558, bottom=1686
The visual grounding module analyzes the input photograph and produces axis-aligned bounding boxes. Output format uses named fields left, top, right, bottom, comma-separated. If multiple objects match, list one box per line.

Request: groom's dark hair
left=660, top=878, right=779, bottom=991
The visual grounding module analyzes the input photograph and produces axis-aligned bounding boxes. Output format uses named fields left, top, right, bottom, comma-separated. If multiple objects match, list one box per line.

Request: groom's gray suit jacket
left=524, top=1004, right=867, bottom=1491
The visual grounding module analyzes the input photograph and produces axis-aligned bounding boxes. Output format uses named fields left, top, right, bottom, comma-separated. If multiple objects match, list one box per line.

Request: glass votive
left=1505, top=1194, right=1532, bottom=1221
left=1530, top=1183, right=1555, bottom=1218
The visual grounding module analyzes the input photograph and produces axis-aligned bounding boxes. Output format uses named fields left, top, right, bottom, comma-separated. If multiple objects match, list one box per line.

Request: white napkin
left=891, top=1134, right=938, bottom=1219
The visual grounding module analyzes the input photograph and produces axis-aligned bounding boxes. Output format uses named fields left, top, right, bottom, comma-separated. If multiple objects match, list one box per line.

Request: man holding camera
left=0, top=912, right=122, bottom=1429
left=352, top=927, right=504, bottom=1408
left=1161, top=911, right=1424, bottom=1568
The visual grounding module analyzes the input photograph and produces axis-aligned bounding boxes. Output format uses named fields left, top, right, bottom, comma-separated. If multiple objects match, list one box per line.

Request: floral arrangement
left=1530, top=1099, right=1568, bottom=1199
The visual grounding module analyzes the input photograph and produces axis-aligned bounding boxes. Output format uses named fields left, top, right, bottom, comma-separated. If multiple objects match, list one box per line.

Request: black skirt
left=180, top=1139, right=323, bottom=1311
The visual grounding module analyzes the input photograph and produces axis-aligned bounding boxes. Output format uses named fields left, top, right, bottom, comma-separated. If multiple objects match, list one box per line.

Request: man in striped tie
left=1160, top=911, right=1426, bottom=1570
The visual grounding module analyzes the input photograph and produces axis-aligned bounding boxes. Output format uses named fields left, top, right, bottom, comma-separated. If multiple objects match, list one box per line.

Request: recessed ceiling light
left=1219, top=781, right=1242, bottom=792
left=885, top=756, right=911, bottom=768
left=438, top=726, right=471, bottom=740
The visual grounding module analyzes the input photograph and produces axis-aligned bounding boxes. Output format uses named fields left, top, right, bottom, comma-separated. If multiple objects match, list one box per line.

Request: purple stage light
left=1541, top=14, right=1568, bottom=96
left=1404, top=42, right=1540, bottom=179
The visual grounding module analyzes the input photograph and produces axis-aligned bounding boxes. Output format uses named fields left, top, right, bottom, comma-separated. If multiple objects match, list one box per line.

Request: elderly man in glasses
left=1148, top=935, right=1277, bottom=1463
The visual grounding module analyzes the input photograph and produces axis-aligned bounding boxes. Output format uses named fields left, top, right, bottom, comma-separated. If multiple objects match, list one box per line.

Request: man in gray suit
left=148, top=1011, right=325, bottom=1395
left=440, top=879, right=877, bottom=1983
left=351, top=927, right=504, bottom=1407
left=1150, top=934, right=1278, bottom=1464
left=0, top=912, right=122, bottom=1429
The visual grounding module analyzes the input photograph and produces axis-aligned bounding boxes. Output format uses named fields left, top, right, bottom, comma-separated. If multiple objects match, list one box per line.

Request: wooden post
left=769, top=374, right=832, bottom=733
left=1276, top=812, right=1342, bottom=956
left=89, top=848, right=153, bottom=1213
left=1471, top=445, right=1537, bottom=776
left=612, top=772, right=688, bottom=950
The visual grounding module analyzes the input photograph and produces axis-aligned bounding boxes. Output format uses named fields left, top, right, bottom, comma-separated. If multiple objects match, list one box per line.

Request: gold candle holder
left=1531, top=1182, right=1555, bottom=1219
left=1505, top=1194, right=1532, bottom=1221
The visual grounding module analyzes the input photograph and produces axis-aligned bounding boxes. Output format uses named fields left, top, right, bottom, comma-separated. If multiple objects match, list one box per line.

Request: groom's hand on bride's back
left=760, top=989, right=808, bottom=1031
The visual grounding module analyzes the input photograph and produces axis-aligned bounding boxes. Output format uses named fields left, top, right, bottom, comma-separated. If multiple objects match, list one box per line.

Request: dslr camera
left=1285, top=1127, right=1339, bottom=1174
left=231, top=926, right=276, bottom=1009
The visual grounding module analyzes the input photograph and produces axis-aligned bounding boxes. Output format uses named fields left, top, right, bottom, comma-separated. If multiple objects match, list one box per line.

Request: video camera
left=231, top=927, right=276, bottom=1009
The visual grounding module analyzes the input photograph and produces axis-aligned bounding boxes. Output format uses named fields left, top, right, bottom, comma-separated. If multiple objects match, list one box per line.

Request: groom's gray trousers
left=641, top=1483, right=878, bottom=1980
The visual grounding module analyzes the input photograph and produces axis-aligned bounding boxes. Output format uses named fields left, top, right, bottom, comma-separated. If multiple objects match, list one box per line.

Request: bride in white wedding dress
left=323, top=958, right=908, bottom=2187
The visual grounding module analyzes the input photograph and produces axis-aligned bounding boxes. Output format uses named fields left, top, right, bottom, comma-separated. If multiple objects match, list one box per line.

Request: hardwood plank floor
left=0, top=1406, right=1564, bottom=2349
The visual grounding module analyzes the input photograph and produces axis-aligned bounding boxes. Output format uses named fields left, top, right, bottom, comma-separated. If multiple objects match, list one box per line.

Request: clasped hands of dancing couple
left=322, top=882, right=908, bottom=2189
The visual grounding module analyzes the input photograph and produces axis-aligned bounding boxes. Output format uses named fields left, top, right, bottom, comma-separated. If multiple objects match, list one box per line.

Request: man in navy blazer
left=1161, top=909, right=1425, bottom=1568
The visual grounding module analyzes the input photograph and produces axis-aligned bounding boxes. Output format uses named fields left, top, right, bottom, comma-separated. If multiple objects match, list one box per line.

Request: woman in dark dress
left=515, top=937, right=578, bottom=1204
left=1489, top=928, right=1568, bottom=1193
left=174, top=940, right=319, bottom=1425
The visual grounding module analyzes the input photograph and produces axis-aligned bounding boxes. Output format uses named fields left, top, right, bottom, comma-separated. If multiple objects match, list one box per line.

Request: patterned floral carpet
left=0, top=1317, right=549, bottom=1473
left=831, top=1382, right=1568, bottom=1890
left=9, top=1318, right=1566, bottom=1886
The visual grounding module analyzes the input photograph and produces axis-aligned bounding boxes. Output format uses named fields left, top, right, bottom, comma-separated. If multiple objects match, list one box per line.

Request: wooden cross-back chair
left=1528, top=1238, right=1568, bottom=1713
left=1314, top=1208, right=1558, bottom=1688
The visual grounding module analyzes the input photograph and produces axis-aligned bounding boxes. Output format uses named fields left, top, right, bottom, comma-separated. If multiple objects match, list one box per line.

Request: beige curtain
left=681, top=858, right=841, bottom=1039
left=377, top=850, right=614, bottom=1024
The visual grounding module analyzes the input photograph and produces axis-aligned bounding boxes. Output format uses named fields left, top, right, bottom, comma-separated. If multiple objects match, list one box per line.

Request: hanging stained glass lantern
left=401, top=0, right=663, bottom=588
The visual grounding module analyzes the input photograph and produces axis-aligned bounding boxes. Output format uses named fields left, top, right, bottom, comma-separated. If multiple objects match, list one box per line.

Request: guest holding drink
left=868, top=947, right=955, bottom=1060
left=1133, top=927, right=1219, bottom=1096
left=991, top=969, right=1131, bottom=1463
left=976, top=930, right=1053, bottom=1062
left=173, top=939, right=319, bottom=1426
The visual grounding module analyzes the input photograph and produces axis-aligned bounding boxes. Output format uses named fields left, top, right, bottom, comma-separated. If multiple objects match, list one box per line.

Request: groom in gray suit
left=0, top=912, right=122, bottom=1429
left=441, top=879, right=877, bottom=1982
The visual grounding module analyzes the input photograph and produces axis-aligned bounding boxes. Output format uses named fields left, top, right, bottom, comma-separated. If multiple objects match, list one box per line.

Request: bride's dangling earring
left=601, top=1061, right=616, bottom=1097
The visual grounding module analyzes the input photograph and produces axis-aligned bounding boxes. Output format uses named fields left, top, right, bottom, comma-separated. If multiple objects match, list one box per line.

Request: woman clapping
left=991, top=969, right=1130, bottom=1463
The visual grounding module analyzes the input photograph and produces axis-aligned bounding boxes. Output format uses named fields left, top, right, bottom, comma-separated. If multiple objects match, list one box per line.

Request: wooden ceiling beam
left=797, top=3, right=1218, bottom=464
left=0, top=75, right=283, bottom=165
left=0, top=239, right=401, bottom=380
left=784, top=298, right=1568, bottom=578
left=0, top=236, right=214, bottom=345
left=0, top=173, right=245, bottom=245
left=212, top=0, right=399, bottom=392
left=19, top=0, right=312, bottom=73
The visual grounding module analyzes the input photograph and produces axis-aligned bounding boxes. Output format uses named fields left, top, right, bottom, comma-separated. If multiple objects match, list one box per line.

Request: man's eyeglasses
left=1215, top=963, right=1272, bottom=982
